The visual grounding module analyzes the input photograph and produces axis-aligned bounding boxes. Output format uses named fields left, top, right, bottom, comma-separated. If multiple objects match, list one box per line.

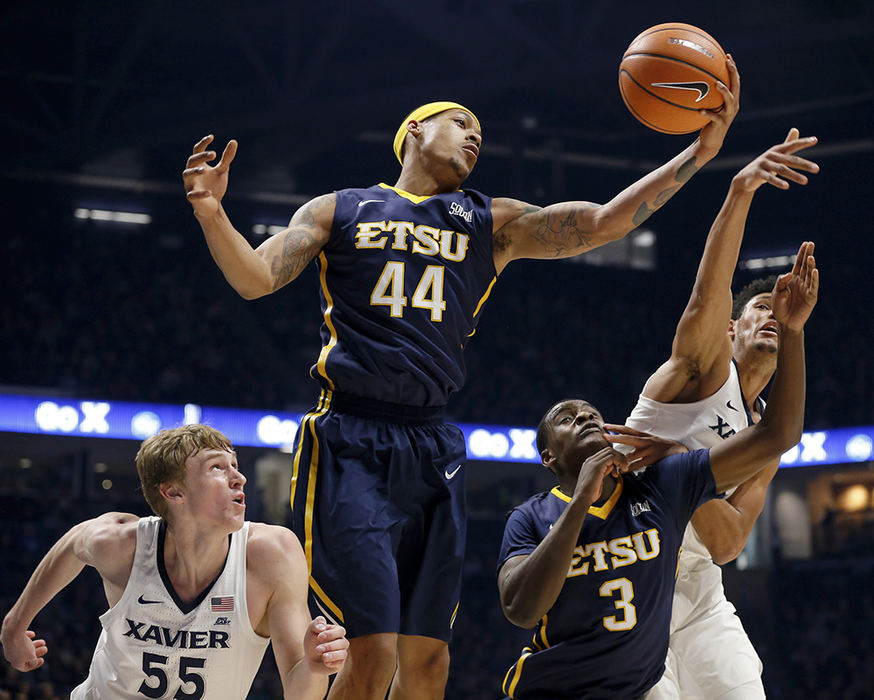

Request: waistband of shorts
left=325, top=391, right=447, bottom=425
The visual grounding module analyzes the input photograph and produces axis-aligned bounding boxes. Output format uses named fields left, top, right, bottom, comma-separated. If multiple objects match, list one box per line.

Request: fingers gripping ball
left=619, top=23, right=729, bottom=134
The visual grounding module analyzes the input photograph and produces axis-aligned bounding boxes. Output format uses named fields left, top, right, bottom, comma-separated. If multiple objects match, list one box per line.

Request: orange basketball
left=619, top=23, right=729, bottom=134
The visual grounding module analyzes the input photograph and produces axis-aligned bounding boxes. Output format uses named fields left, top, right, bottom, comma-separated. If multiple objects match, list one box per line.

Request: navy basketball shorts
left=289, top=389, right=467, bottom=642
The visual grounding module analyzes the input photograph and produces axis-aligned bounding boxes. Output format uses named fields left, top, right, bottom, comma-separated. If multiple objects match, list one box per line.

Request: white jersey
left=626, top=361, right=758, bottom=566
left=72, top=518, right=270, bottom=700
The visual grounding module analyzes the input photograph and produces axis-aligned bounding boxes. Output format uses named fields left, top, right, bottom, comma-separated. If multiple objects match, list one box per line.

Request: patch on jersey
left=210, top=595, right=235, bottom=612
left=449, top=201, right=473, bottom=222
left=629, top=500, right=651, bottom=517
left=214, top=617, right=231, bottom=625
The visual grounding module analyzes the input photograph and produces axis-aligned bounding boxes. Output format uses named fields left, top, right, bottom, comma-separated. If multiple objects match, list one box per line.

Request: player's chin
left=754, top=337, right=778, bottom=354
left=448, top=156, right=473, bottom=180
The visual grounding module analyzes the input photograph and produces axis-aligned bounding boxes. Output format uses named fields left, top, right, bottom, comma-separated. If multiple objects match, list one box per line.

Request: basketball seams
left=620, top=52, right=728, bottom=84
left=619, top=70, right=726, bottom=116
left=628, top=25, right=726, bottom=60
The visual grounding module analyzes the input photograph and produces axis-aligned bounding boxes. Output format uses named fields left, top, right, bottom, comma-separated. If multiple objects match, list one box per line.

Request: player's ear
left=159, top=482, right=185, bottom=504
left=541, top=447, right=556, bottom=471
left=728, top=318, right=736, bottom=341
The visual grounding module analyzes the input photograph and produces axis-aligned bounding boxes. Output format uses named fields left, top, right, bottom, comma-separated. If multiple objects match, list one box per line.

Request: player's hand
left=698, top=54, right=740, bottom=156
left=182, top=135, right=238, bottom=220
left=0, top=628, right=48, bottom=672
left=573, top=446, right=627, bottom=505
left=732, top=128, right=819, bottom=193
left=304, top=616, right=348, bottom=675
left=772, top=241, right=819, bottom=332
left=603, top=424, right=689, bottom=470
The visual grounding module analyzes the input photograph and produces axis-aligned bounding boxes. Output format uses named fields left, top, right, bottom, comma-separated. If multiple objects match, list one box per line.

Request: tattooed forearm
left=676, top=155, right=700, bottom=183
left=633, top=201, right=655, bottom=227
left=632, top=157, right=698, bottom=227
left=654, top=184, right=681, bottom=207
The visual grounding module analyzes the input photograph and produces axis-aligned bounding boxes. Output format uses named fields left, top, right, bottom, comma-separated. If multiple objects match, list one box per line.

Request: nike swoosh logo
left=137, top=595, right=162, bottom=605
left=650, top=81, right=710, bottom=102
left=357, top=199, right=385, bottom=207
left=444, top=464, right=463, bottom=479
left=726, top=400, right=739, bottom=412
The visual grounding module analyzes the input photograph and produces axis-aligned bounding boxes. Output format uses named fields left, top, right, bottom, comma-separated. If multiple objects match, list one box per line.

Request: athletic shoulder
left=246, top=523, right=306, bottom=576
left=77, top=512, right=139, bottom=553
left=70, top=512, right=139, bottom=584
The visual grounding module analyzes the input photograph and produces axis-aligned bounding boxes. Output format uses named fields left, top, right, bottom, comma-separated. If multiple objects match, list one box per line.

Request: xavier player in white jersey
left=620, top=130, right=819, bottom=698
left=1, top=424, right=348, bottom=699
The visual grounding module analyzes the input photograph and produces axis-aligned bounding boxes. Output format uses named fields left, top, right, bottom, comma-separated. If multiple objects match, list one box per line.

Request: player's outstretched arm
left=708, top=242, right=818, bottom=493
left=489, top=58, right=740, bottom=273
left=643, top=129, right=820, bottom=402
left=499, top=447, right=627, bottom=628
left=183, top=136, right=334, bottom=300
left=1, top=513, right=138, bottom=672
left=250, top=525, right=347, bottom=699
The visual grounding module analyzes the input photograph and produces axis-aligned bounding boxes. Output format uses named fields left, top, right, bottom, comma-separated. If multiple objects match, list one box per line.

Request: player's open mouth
left=232, top=495, right=245, bottom=507
left=759, top=321, right=778, bottom=336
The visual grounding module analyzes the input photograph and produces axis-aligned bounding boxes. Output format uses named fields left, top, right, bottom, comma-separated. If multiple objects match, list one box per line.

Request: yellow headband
left=392, top=101, right=481, bottom=165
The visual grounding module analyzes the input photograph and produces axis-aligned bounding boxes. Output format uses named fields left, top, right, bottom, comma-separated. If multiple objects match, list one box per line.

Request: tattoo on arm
left=271, top=229, right=316, bottom=289
left=494, top=203, right=541, bottom=253
left=530, top=205, right=594, bottom=257
left=269, top=197, right=330, bottom=289
left=633, top=156, right=701, bottom=226
left=633, top=201, right=655, bottom=227
left=676, top=155, right=700, bottom=183
left=654, top=184, right=681, bottom=207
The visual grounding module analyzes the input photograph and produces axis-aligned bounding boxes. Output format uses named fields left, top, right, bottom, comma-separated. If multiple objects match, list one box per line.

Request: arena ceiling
left=2, top=0, right=872, bottom=211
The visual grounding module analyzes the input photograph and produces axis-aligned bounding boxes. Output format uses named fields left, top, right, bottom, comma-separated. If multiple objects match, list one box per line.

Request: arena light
left=252, top=224, right=286, bottom=236
left=739, top=254, right=796, bottom=271
left=74, top=208, right=151, bottom=225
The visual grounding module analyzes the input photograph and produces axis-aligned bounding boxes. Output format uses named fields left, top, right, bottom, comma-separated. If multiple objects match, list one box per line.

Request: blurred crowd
left=2, top=211, right=871, bottom=431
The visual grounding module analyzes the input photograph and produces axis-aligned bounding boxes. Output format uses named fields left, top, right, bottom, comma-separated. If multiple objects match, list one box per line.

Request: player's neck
left=558, top=474, right=617, bottom=506
left=394, top=160, right=464, bottom=196
left=162, top=522, right=231, bottom=600
left=733, top=350, right=775, bottom=415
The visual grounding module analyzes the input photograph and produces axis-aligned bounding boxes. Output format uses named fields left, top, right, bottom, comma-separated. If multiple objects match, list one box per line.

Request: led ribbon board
left=0, top=393, right=870, bottom=467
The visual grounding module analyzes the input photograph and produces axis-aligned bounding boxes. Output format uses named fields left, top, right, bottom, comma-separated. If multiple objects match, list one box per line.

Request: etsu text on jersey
left=354, top=220, right=469, bottom=262
left=567, top=527, right=661, bottom=577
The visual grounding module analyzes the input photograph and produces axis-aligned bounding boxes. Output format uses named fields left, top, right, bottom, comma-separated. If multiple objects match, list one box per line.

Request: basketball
left=619, top=23, right=729, bottom=134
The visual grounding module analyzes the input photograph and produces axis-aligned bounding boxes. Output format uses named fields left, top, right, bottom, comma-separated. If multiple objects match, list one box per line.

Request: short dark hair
left=732, top=276, right=777, bottom=319
left=536, top=411, right=552, bottom=455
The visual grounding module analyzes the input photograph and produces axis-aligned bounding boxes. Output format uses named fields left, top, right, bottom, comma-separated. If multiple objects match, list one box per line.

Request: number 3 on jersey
left=371, top=262, right=446, bottom=321
left=599, top=577, right=637, bottom=631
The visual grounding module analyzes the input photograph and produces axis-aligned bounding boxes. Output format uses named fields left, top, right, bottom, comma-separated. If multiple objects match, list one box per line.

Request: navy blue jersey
left=498, top=450, right=718, bottom=699
left=310, top=184, right=496, bottom=407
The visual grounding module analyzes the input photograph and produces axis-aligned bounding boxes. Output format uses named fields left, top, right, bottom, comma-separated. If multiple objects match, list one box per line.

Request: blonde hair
left=136, top=424, right=233, bottom=520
